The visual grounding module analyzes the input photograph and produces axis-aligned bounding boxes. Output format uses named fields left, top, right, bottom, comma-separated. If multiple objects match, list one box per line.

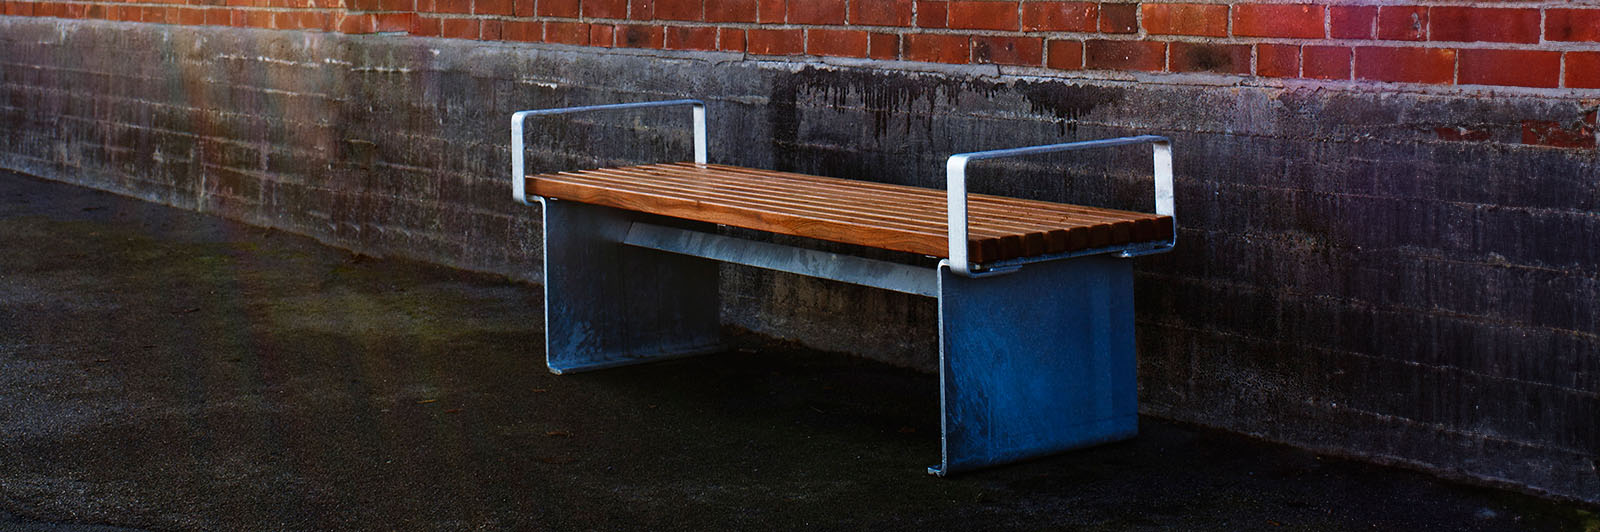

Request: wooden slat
left=532, top=177, right=981, bottom=260
left=684, top=163, right=1164, bottom=239
left=668, top=163, right=1162, bottom=247
left=572, top=167, right=1047, bottom=257
left=528, top=163, right=1172, bottom=263
left=607, top=165, right=1075, bottom=255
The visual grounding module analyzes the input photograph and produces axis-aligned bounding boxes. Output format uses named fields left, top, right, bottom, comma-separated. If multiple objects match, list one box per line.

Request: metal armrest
left=945, top=135, right=1174, bottom=277
left=511, top=99, right=708, bottom=205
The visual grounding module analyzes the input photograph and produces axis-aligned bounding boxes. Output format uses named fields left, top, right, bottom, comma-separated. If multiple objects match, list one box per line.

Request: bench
left=511, top=99, right=1176, bottom=475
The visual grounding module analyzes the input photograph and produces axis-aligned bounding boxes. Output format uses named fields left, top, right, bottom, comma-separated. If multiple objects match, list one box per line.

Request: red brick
left=947, top=1, right=1018, bottom=30
left=757, top=0, right=783, bottom=22
left=787, top=0, right=843, bottom=24
left=479, top=19, right=503, bottom=39
left=1141, top=3, right=1228, bottom=37
left=1376, top=5, right=1425, bottom=41
left=1429, top=7, right=1539, bottom=44
left=1567, top=52, right=1600, bottom=89
left=1522, top=117, right=1596, bottom=149
left=971, top=35, right=1042, bottom=66
left=589, top=24, right=615, bottom=46
left=1097, top=2, right=1135, bottom=33
left=1168, top=42, right=1249, bottom=74
left=1020, top=1, right=1093, bottom=32
left=432, top=0, right=471, bottom=13
left=868, top=33, right=899, bottom=59
left=655, top=0, right=702, bottom=20
left=536, top=0, right=578, bottom=17
left=1329, top=5, right=1374, bottom=39
left=1084, top=39, right=1164, bottom=71
left=376, top=12, right=412, bottom=31
left=622, top=0, right=648, bottom=18
left=1354, top=46, right=1455, bottom=84
left=278, top=11, right=304, bottom=29
left=545, top=21, right=590, bottom=43
left=1256, top=44, right=1298, bottom=78
left=474, top=0, right=510, bottom=15
left=1458, top=49, right=1560, bottom=88
left=915, top=1, right=946, bottom=28
left=502, top=20, right=538, bottom=40
left=513, top=0, right=533, bottom=16
left=440, top=17, right=478, bottom=38
left=337, top=12, right=371, bottom=31
left=905, top=33, right=969, bottom=64
left=705, top=0, right=755, bottom=22
left=241, top=9, right=270, bottom=27
left=584, top=0, right=626, bottom=17
left=1303, top=45, right=1351, bottom=80
left=177, top=7, right=205, bottom=24
left=618, top=24, right=664, bottom=47
left=381, top=0, right=414, bottom=11
left=850, top=0, right=911, bottom=26
left=718, top=28, right=745, bottom=51
left=808, top=28, right=870, bottom=57
left=409, top=14, right=442, bottom=35
left=1045, top=39, right=1082, bottom=70
left=120, top=7, right=147, bottom=23
left=1545, top=9, right=1600, bottom=43
left=205, top=8, right=230, bottom=24
left=1233, top=4, right=1323, bottom=38
left=666, top=25, right=717, bottom=49
left=747, top=28, right=804, bottom=55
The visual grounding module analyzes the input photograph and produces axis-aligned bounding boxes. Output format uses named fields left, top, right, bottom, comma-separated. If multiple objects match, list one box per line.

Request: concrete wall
left=0, top=17, right=1597, bottom=503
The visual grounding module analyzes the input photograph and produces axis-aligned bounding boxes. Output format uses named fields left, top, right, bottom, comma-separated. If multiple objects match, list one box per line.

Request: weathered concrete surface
left=4, top=170, right=1598, bottom=530
left=1, top=17, right=1597, bottom=503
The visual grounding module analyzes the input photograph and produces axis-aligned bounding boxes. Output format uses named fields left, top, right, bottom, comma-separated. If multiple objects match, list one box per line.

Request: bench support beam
left=932, top=255, right=1139, bottom=475
left=622, top=223, right=938, bottom=298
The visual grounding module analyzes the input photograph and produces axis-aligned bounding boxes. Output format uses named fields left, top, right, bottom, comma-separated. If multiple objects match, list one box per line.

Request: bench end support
left=932, top=255, right=1140, bottom=475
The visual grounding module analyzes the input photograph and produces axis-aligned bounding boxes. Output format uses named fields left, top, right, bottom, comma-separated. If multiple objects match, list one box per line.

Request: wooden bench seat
left=528, top=162, right=1174, bottom=264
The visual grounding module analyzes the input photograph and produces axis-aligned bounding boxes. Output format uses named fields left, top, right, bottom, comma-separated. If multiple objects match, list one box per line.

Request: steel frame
left=512, top=100, right=1175, bottom=475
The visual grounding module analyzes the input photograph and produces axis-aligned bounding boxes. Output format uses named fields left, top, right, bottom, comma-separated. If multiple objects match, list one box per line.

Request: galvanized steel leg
left=930, top=255, right=1139, bottom=475
left=540, top=199, right=723, bottom=374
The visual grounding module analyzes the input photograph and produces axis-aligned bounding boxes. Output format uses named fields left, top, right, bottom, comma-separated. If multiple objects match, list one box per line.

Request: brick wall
left=1, top=0, right=1597, bottom=506
left=4, top=1, right=1600, bottom=93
